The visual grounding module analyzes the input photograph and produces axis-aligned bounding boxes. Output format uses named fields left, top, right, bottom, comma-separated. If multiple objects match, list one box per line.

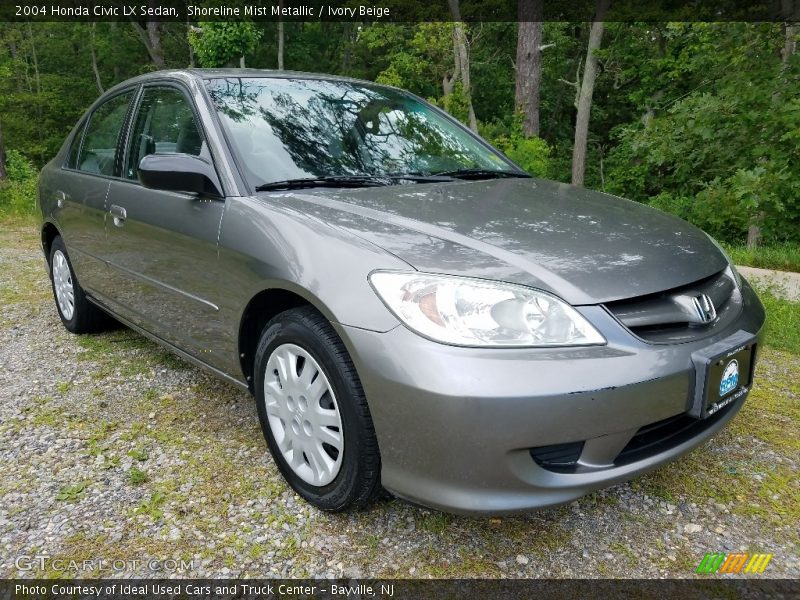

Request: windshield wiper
left=431, top=168, right=531, bottom=180
left=386, top=173, right=455, bottom=183
left=255, top=175, right=392, bottom=192
left=255, top=173, right=454, bottom=192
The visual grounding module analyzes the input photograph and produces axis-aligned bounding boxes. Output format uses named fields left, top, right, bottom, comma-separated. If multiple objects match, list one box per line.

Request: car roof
left=104, top=68, right=386, bottom=94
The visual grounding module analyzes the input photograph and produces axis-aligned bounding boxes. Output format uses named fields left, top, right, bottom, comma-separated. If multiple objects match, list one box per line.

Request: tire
left=49, top=236, right=110, bottom=334
left=254, top=306, right=382, bottom=511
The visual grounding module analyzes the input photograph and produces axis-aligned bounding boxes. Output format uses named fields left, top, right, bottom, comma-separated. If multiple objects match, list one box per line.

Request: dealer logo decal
left=719, top=359, right=739, bottom=396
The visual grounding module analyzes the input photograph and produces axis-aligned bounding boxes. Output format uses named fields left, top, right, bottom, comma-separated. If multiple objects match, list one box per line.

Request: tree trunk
left=278, top=0, right=285, bottom=70
left=27, top=23, right=45, bottom=163
left=0, top=121, right=7, bottom=181
left=130, top=16, right=166, bottom=69
left=146, top=21, right=166, bottom=68
left=515, top=1, right=544, bottom=137
left=448, top=0, right=478, bottom=132
left=27, top=23, right=41, bottom=98
left=747, top=222, right=763, bottom=249
left=571, top=0, right=610, bottom=187
left=187, top=21, right=195, bottom=67
left=90, top=23, right=104, bottom=94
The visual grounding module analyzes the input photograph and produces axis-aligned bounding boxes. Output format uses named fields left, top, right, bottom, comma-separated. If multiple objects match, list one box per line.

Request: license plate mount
left=690, top=330, right=757, bottom=419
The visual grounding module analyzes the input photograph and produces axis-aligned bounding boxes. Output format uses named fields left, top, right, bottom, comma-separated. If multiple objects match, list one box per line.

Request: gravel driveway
left=1, top=222, right=798, bottom=579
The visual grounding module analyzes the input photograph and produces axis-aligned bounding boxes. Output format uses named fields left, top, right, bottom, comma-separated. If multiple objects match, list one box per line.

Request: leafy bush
left=605, top=63, right=800, bottom=244
left=188, top=22, right=262, bottom=67
left=481, top=115, right=551, bottom=177
left=0, top=150, right=38, bottom=216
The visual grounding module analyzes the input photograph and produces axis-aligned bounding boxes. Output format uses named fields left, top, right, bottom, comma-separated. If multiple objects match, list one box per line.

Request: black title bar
left=2, top=0, right=800, bottom=22
left=4, top=578, right=800, bottom=599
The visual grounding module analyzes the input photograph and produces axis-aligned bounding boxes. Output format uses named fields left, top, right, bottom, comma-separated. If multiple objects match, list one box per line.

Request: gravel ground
left=0, top=222, right=798, bottom=579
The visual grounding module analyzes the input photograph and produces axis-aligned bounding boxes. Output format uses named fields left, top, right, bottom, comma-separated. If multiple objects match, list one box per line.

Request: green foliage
left=1, top=20, right=798, bottom=245
left=0, top=149, right=38, bottom=216
left=56, top=481, right=88, bottom=502
left=188, top=22, right=262, bottom=67
left=128, top=447, right=149, bottom=462
left=135, top=491, right=166, bottom=521
left=128, top=467, right=148, bottom=485
left=605, top=23, right=800, bottom=243
left=441, top=83, right=471, bottom=126
left=5, top=149, right=37, bottom=181
left=481, top=115, right=551, bottom=177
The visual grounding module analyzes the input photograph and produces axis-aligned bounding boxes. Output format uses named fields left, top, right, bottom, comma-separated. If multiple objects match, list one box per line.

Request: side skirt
left=86, top=296, right=251, bottom=394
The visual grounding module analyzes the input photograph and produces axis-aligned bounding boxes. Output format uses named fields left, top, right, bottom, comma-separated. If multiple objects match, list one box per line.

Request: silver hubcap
left=52, top=250, right=75, bottom=321
left=264, top=343, right=344, bottom=486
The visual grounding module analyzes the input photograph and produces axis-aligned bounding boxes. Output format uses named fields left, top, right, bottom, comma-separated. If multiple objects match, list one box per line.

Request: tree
left=188, top=22, right=262, bottom=68
left=0, top=121, right=7, bottom=180
left=130, top=18, right=166, bottom=69
left=515, top=0, right=544, bottom=137
left=448, top=0, right=478, bottom=131
left=571, top=0, right=610, bottom=187
left=277, top=0, right=285, bottom=70
left=89, top=23, right=103, bottom=94
left=604, top=23, right=800, bottom=244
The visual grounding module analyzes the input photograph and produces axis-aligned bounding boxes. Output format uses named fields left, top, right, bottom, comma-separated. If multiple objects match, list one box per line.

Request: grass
left=756, top=287, right=800, bottom=355
left=56, top=482, right=89, bottom=503
left=633, top=347, right=800, bottom=532
left=128, top=467, right=149, bottom=485
left=725, top=242, right=800, bottom=273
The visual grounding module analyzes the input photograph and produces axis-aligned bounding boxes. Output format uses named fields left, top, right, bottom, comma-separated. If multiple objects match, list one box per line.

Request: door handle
left=55, top=190, right=67, bottom=209
left=109, top=204, right=127, bottom=227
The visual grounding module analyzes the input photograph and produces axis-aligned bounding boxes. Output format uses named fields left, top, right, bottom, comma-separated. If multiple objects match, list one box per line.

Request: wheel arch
left=238, top=286, right=334, bottom=393
left=41, top=221, right=61, bottom=265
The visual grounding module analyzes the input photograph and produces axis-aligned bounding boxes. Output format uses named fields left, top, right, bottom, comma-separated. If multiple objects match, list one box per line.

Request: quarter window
left=65, top=120, right=87, bottom=170
left=77, top=92, right=134, bottom=176
left=125, top=87, right=203, bottom=180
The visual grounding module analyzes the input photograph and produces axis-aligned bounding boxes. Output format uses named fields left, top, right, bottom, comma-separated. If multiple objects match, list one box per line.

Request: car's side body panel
left=214, top=195, right=407, bottom=378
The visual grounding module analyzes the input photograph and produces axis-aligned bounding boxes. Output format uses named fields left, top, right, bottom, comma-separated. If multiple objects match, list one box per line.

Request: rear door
left=54, top=90, right=135, bottom=294
left=104, top=83, right=228, bottom=364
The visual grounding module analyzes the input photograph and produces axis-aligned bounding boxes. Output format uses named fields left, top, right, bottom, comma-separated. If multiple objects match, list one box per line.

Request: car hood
left=273, top=178, right=728, bottom=305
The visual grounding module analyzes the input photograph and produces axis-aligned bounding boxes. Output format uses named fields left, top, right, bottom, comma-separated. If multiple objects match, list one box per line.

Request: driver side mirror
left=137, top=153, right=223, bottom=198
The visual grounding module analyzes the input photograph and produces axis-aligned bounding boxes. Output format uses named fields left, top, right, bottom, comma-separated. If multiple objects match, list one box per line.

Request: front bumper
left=336, top=278, right=766, bottom=515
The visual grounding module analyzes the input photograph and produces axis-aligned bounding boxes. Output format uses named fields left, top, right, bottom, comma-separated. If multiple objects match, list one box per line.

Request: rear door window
left=125, top=87, right=203, bottom=180
left=77, top=91, right=134, bottom=177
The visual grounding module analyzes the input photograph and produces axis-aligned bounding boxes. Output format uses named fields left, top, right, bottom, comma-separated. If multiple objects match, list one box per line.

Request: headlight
left=369, top=271, right=606, bottom=347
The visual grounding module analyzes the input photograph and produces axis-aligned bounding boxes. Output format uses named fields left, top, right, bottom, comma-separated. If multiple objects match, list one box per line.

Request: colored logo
left=719, top=359, right=739, bottom=396
left=696, top=552, right=773, bottom=574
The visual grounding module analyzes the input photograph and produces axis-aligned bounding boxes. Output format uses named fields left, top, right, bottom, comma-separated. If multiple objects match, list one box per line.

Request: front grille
left=604, top=268, right=740, bottom=343
left=614, top=399, right=738, bottom=466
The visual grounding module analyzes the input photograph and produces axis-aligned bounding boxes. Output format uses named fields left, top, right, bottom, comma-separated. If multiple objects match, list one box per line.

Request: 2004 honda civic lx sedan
left=38, top=69, right=765, bottom=514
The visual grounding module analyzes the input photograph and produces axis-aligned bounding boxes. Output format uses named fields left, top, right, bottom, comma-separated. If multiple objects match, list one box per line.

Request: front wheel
left=254, top=307, right=382, bottom=511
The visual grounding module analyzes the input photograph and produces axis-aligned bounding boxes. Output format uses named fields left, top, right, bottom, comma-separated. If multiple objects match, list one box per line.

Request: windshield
left=205, top=77, right=519, bottom=188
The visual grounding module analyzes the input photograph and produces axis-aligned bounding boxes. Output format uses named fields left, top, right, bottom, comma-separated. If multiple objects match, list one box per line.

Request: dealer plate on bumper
left=690, top=330, right=757, bottom=419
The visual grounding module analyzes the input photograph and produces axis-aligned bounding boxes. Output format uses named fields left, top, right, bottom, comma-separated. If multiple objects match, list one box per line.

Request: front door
left=104, top=84, right=228, bottom=365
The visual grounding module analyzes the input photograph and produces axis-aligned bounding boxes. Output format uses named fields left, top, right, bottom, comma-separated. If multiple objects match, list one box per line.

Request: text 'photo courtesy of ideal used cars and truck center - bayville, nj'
left=1, top=0, right=799, bottom=596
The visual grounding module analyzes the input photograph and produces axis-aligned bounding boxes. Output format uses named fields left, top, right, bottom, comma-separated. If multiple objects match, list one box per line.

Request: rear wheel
left=254, top=307, right=382, bottom=511
left=49, top=236, right=110, bottom=333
